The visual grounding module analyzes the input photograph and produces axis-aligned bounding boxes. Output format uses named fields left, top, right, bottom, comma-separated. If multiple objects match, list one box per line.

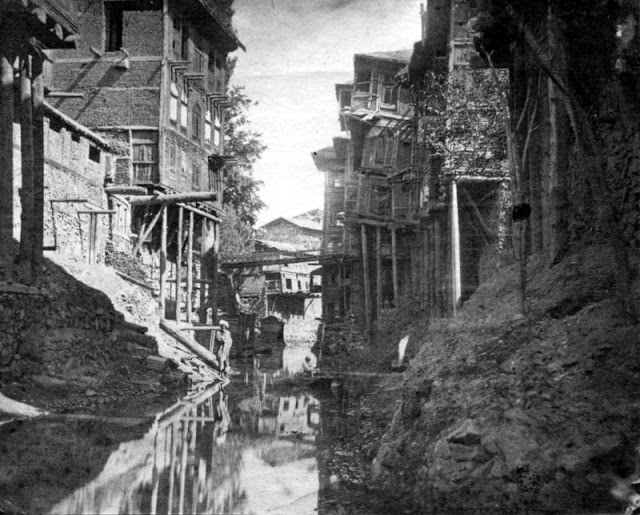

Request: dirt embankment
left=0, top=253, right=220, bottom=417
left=323, top=245, right=640, bottom=513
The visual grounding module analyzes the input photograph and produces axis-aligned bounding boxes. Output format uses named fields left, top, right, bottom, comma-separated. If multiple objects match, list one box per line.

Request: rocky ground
left=0, top=252, right=221, bottom=419
left=317, top=244, right=640, bottom=514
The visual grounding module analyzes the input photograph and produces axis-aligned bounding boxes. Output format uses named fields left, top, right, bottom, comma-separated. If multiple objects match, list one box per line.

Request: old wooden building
left=49, top=0, right=244, bottom=324
left=315, top=1, right=510, bottom=330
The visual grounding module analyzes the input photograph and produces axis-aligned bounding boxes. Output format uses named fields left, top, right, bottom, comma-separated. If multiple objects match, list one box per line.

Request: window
left=192, top=104, right=201, bottom=142
left=193, top=47, right=206, bottom=74
left=285, top=278, right=292, bottom=290
left=71, top=132, right=80, bottom=143
left=382, top=84, right=398, bottom=107
left=374, top=138, right=384, bottom=163
left=49, top=117, right=63, bottom=133
left=297, top=280, right=301, bottom=290
left=384, top=133, right=395, bottom=166
left=354, top=71, right=370, bottom=92
left=192, top=162, right=201, bottom=189
left=339, top=89, right=352, bottom=108
left=132, top=131, right=158, bottom=182
left=169, top=83, right=178, bottom=124
left=180, top=90, right=188, bottom=131
left=105, top=2, right=123, bottom=52
left=213, top=106, right=222, bottom=148
left=204, top=108, right=212, bottom=145
left=180, top=24, right=189, bottom=60
left=89, top=145, right=101, bottom=163
left=168, top=142, right=177, bottom=179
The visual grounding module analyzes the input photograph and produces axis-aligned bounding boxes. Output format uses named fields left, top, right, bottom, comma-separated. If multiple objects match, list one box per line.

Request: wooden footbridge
left=220, top=249, right=344, bottom=269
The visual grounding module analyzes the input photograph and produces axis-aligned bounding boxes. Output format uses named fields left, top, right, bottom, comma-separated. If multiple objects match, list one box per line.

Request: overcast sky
left=230, top=0, right=423, bottom=225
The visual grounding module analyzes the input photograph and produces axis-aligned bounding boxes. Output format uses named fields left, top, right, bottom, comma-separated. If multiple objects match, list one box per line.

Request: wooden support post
left=175, top=206, right=183, bottom=322
left=88, top=213, right=98, bottom=264
left=31, top=55, right=45, bottom=283
left=434, top=219, right=442, bottom=316
left=451, top=181, right=461, bottom=315
left=375, top=226, right=382, bottom=319
left=132, top=206, right=163, bottom=256
left=160, top=205, right=167, bottom=319
left=391, top=227, right=399, bottom=308
left=361, top=224, right=371, bottom=331
left=18, top=55, right=34, bottom=266
left=0, top=48, right=15, bottom=277
left=178, top=420, right=188, bottom=515
left=186, top=210, right=194, bottom=323
left=167, top=422, right=176, bottom=515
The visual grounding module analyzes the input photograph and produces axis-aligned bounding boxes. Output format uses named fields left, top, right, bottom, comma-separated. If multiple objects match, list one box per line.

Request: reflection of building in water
left=50, top=384, right=244, bottom=515
left=276, top=395, right=320, bottom=437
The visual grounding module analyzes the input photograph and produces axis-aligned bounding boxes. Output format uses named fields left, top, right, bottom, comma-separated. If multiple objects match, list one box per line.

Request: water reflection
left=49, top=361, right=322, bottom=515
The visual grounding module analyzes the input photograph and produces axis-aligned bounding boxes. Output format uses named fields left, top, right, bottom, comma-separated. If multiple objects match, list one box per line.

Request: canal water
left=0, top=347, right=380, bottom=515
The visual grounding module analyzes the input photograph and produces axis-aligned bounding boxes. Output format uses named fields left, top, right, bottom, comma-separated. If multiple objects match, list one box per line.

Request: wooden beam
left=391, top=227, right=399, bottom=306
left=130, top=191, right=217, bottom=207
left=186, top=210, right=194, bottom=324
left=175, top=206, right=183, bottom=322
left=159, top=320, right=219, bottom=369
left=376, top=226, right=382, bottom=319
left=177, top=202, right=221, bottom=222
left=361, top=224, right=371, bottom=331
left=132, top=206, right=163, bottom=255
left=160, top=205, right=167, bottom=318
left=104, top=186, right=148, bottom=196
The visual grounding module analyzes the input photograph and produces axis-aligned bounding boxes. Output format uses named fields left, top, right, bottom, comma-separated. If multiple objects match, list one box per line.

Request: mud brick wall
left=43, top=117, right=113, bottom=263
left=0, top=289, right=122, bottom=372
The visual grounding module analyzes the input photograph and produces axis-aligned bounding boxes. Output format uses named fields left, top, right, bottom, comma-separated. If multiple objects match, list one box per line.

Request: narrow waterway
left=0, top=347, right=384, bottom=515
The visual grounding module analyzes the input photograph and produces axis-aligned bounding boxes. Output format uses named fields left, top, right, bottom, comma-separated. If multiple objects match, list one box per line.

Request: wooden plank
left=177, top=203, right=221, bottom=222
left=132, top=206, right=163, bottom=256
left=160, top=205, right=167, bottom=318
left=175, top=206, right=183, bottom=322
left=186, top=210, right=194, bottom=324
left=391, top=227, right=398, bottom=307
left=159, top=320, right=219, bottom=369
left=361, top=224, right=371, bottom=331
left=130, top=191, right=217, bottom=207
left=376, top=226, right=382, bottom=318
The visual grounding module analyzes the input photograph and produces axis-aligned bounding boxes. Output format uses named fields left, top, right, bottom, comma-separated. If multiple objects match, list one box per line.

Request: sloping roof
left=44, top=102, right=114, bottom=151
left=260, top=216, right=322, bottom=233
left=355, top=49, right=413, bottom=64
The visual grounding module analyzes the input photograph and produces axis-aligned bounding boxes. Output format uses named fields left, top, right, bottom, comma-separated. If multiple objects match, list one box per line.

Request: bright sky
left=230, top=0, right=424, bottom=225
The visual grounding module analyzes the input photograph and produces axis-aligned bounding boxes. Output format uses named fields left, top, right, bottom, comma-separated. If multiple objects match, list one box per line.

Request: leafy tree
left=222, top=85, right=267, bottom=227
left=219, top=205, right=255, bottom=258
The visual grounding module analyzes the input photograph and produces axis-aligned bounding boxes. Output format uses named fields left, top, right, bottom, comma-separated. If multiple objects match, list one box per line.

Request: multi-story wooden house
left=49, top=0, right=244, bottom=324
left=314, top=50, right=415, bottom=327
left=315, top=1, right=510, bottom=330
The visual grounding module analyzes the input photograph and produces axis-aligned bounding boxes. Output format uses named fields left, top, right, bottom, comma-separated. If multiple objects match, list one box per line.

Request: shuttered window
left=132, top=131, right=158, bottom=183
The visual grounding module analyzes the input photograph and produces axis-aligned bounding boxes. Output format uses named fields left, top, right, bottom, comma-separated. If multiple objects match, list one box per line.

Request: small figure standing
left=211, top=319, right=233, bottom=376
left=302, top=354, right=318, bottom=376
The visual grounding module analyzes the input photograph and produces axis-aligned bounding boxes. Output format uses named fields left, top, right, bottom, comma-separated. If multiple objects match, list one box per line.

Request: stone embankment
left=0, top=253, right=219, bottom=415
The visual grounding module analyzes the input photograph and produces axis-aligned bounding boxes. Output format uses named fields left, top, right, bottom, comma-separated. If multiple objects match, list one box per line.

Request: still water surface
left=2, top=347, right=359, bottom=515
